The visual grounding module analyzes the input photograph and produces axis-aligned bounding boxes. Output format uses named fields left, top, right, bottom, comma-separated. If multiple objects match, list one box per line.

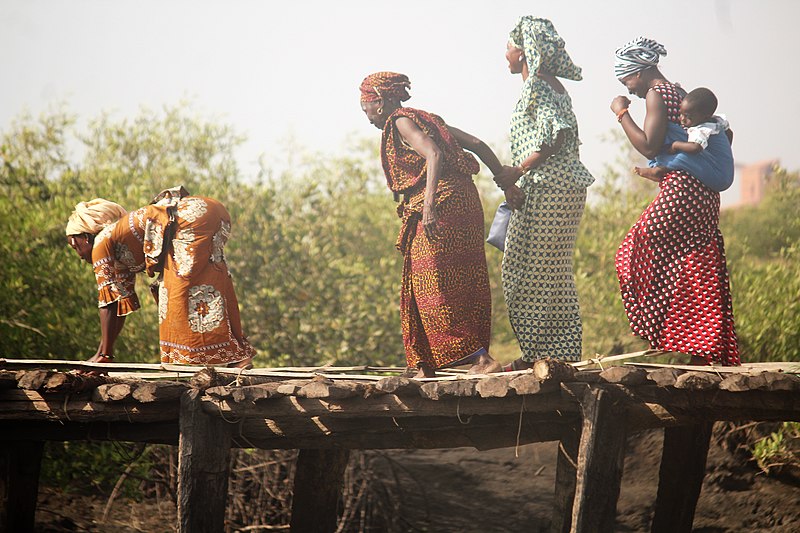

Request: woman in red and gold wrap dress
left=360, top=72, right=509, bottom=378
left=66, top=191, right=255, bottom=367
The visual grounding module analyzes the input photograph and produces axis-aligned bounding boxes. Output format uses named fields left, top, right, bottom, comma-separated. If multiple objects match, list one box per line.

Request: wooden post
left=0, top=440, right=44, bottom=533
left=651, top=422, right=713, bottom=533
left=571, top=387, right=627, bottom=533
left=552, top=423, right=580, bottom=533
left=290, top=448, right=350, bottom=533
left=177, top=389, right=232, bottom=533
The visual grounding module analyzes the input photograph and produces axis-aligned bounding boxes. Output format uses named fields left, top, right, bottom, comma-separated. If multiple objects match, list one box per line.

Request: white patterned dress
left=503, top=78, right=594, bottom=362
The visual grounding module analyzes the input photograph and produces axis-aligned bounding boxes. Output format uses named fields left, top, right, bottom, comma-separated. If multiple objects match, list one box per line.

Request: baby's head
left=679, top=87, right=717, bottom=127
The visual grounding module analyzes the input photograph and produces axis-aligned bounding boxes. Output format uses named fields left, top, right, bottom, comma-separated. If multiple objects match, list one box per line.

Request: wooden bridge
left=1, top=354, right=799, bottom=532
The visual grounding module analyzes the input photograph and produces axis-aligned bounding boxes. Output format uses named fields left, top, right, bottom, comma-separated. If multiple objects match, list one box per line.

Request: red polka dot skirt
left=615, top=171, right=740, bottom=365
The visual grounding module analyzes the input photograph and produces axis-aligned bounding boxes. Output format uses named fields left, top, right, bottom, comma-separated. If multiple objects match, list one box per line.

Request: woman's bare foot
left=467, top=353, right=503, bottom=374
left=502, top=358, right=534, bottom=372
left=689, top=355, right=710, bottom=366
left=413, top=363, right=436, bottom=379
left=229, top=357, right=254, bottom=369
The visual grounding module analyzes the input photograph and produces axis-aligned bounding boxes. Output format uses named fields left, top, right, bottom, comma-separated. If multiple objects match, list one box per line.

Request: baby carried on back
left=636, top=87, right=734, bottom=192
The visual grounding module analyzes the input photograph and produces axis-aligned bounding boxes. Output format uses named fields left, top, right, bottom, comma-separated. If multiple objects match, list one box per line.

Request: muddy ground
left=35, top=426, right=800, bottom=532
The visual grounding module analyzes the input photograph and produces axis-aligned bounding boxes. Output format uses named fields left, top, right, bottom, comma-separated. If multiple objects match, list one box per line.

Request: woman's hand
left=422, top=200, right=441, bottom=241
left=504, top=184, right=526, bottom=211
left=493, top=165, right=524, bottom=190
left=611, top=96, right=631, bottom=115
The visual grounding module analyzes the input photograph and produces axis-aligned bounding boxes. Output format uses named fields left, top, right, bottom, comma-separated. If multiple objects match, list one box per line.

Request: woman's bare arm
left=616, top=90, right=668, bottom=159
left=395, top=116, right=444, bottom=241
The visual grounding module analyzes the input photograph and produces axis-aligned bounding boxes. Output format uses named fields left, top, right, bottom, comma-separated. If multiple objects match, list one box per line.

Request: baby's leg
left=634, top=165, right=668, bottom=183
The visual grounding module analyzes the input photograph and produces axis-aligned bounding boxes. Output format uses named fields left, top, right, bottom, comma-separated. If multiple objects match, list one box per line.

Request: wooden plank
left=92, top=383, right=133, bottom=402
left=651, top=422, right=713, bottom=533
left=674, top=372, right=721, bottom=390
left=290, top=449, right=350, bottom=533
left=200, top=392, right=579, bottom=420
left=552, top=422, right=580, bottom=533
left=177, top=389, right=232, bottom=533
left=571, top=386, right=627, bottom=533
left=598, top=366, right=647, bottom=385
left=627, top=361, right=800, bottom=374
left=533, top=359, right=576, bottom=382
left=0, top=440, right=43, bottom=533
left=132, top=381, right=188, bottom=403
left=235, top=414, right=577, bottom=451
left=0, top=371, right=17, bottom=390
left=1, top=359, right=164, bottom=371
left=573, top=350, right=674, bottom=369
left=0, top=390, right=179, bottom=422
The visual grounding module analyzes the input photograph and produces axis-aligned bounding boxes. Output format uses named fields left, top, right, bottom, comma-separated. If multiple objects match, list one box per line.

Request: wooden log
left=674, top=372, right=721, bottom=390
left=235, top=414, right=576, bottom=451
left=571, top=387, right=627, bottom=533
left=204, top=385, right=232, bottom=400
left=375, top=376, right=421, bottom=396
left=132, top=381, right=188, bottom=403
left=16, top=370, right=51, bottom=391
left=572, top=370, right=602, bottom=384
left=651, top=422, right=713, bottom=533
left=419, top=380, right=476, bottom=400
left=0, top=390, right=180, bottom=422
left=43, top=372, right=108, bottom=393
left=533, top=359, right=576, bottom=382
left=762, top=372, right=800, bottom=391
left=230, top=384, right=280, bottom=403
left=647, top=368, right=682, bottom=387
left=509, top=373, right=542, bottom=395
left=189, top=367, right=225, bottom=390
left=0, top=371, right=19, bottom=390
left=200, top=392, right=578, bottom=420
left=290, top=448, right=350, bottom=533
left=277, top=383, right=303, bottom=396
left=297, top=378, right=366, bottom=400
left=599, top=366, right=647, bottom=385
left=177, top=389, right=232, bottom=533
left=552, top=423, right=580, bottom=533
left=475, top=375, right=514, bottom=398
left=92, top=383, right=133, bottom=402
left=0, top=440, right=43, bottom=533
left=718, top=373, right=751, bottom=392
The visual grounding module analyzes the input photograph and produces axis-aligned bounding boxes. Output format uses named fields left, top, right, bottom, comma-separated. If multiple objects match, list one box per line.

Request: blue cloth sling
left=650, top=122, right=734, bottom=192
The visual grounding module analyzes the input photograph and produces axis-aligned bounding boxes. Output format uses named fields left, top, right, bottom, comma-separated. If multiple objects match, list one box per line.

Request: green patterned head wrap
left=508, top=16, right=582, bottom=81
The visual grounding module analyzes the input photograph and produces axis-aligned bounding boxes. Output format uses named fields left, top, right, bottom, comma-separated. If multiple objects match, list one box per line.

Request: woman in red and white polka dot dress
left=609, top=37, right=739, bottom=366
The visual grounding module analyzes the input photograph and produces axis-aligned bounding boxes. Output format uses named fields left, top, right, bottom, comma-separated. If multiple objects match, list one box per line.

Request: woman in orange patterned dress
left=66, top=190, right=255, bottom=367
left=360, top=72, right=512, bottom=378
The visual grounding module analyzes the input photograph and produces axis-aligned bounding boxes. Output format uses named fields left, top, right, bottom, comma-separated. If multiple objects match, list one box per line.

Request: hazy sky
left=3, top=0, right=799, bottom=205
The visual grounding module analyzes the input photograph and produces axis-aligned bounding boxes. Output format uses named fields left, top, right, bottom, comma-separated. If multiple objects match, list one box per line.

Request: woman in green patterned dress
left=494, top=17, right=594, bottom=370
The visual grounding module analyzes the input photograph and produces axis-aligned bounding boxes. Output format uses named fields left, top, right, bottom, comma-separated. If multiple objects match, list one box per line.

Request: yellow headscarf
left=65, top=198, right=127, bottom=236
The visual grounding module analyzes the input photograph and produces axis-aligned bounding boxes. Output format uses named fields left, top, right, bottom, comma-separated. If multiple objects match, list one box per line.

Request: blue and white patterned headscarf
left=614, top=37, right=667, bottom=79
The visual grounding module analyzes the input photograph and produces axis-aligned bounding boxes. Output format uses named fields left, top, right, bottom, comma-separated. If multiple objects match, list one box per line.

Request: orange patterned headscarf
left=360, top=72, right=411, bottom=104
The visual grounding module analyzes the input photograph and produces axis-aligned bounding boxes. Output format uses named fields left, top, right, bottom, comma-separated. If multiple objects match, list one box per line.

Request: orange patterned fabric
left=91, top=196, right=255, bottom=365
left=360, top=72, right=411, bottom=104
left=380, top=107, right=491, bottom=369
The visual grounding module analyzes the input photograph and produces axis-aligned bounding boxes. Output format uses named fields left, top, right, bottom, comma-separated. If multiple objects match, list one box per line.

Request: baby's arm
left=670, top=140, right=704, bottom=155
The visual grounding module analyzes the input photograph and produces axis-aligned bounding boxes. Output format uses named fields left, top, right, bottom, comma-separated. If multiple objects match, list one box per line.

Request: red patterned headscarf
left=360, top=72, right=411, bottom=104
